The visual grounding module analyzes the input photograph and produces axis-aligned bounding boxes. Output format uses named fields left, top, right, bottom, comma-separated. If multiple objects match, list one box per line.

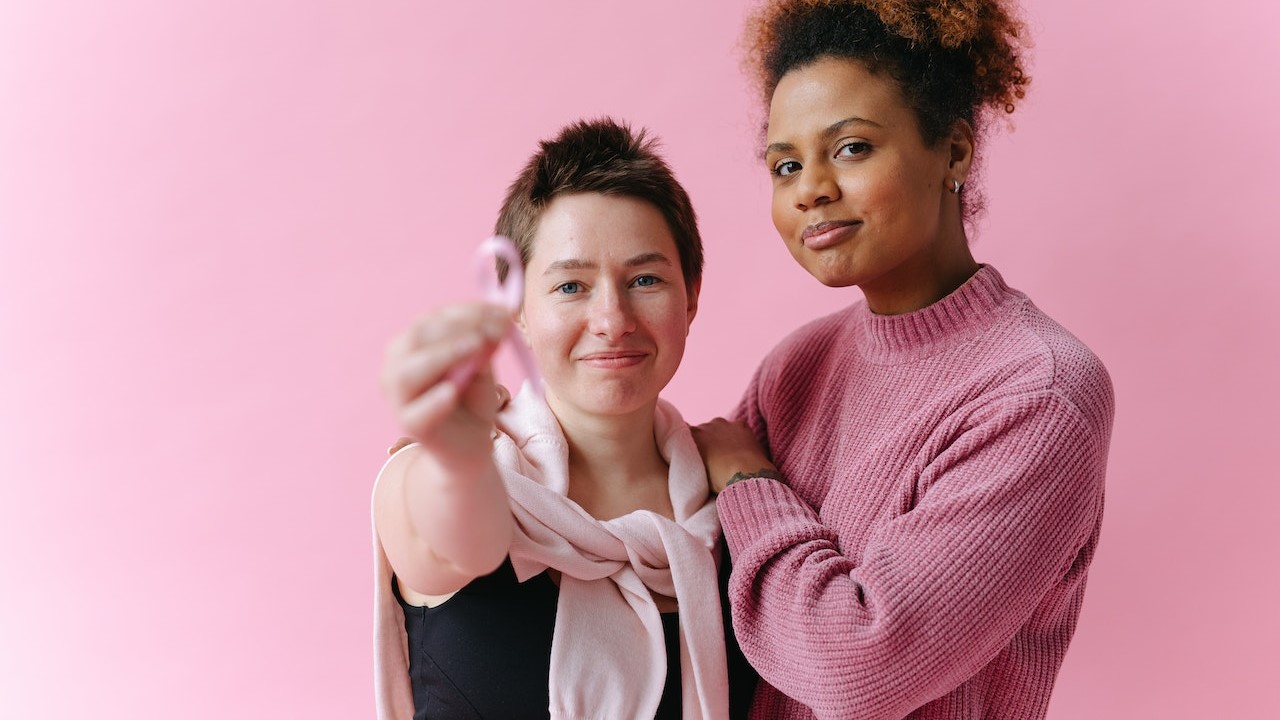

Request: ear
left=515, top=306, right=532, bottom=347
left=945, top=119, right=976, bottom=187
left=686, top=276, right=702, bottom=329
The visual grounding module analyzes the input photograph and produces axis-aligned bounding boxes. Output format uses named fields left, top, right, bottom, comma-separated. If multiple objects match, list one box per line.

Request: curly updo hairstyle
left=744, top=0, right=1031, bottom=220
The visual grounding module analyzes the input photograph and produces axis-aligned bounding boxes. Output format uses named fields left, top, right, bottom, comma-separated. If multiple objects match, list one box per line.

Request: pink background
left=2, top=1, right=1277, bottom=717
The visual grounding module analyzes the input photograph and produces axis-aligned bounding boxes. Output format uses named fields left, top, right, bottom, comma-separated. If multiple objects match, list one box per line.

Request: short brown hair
left=494, top=118, right=703, bottom=287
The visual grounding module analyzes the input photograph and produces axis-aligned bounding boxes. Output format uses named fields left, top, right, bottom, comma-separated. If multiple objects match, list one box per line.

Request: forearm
left=720, top=478, right=1012, bottom=718
left=404, top=446, right=513, bottom=571
left=374, top=444, right=513, bottom=595
left=716, top=405, right=1106, bottom=717
left=718, top=479, right=921, bottom=718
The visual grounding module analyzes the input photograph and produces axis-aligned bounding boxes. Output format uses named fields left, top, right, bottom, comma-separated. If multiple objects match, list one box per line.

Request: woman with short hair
left=373, top=117, right=753, bottom=719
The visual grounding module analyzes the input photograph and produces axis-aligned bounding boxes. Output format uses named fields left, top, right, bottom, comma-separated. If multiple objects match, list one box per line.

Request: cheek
left=523, top=306, right=574, bottom=358
left=649, top=300, right=692, bottom=352
left=771, top=190, right=793, bottom=238
left=860, top=171, right=918, bottom=228
left=659, top=311, right=689, bottom=346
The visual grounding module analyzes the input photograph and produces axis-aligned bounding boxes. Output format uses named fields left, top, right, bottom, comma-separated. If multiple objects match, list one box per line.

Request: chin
left=788, top=244, right=857, bottom=288
left=558, top=383, right=657, bottom=418
left=585, top=396, right=655, bottom=418
left=813, top=272, right=859, bottom=288
left=801, top=258, right=861, bottom=288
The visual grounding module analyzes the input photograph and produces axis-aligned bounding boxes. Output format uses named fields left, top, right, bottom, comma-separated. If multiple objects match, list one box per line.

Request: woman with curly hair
left=692, top=1, right=1115, bottom=718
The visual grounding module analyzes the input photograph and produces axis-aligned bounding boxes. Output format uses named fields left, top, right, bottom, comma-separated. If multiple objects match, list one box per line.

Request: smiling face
left=518, top=192, right=698, bottom=421
left=766, top=56, right=976, bottom=314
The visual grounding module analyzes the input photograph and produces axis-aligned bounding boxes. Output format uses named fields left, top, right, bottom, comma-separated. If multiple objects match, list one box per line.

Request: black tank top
left=393, top=546, right=756, bottom=719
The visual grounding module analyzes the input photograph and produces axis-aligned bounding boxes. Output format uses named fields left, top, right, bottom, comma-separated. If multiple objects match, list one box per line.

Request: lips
left=579, top=350, right=648, bottom=369
left=801, top=220, right=861, bottom=250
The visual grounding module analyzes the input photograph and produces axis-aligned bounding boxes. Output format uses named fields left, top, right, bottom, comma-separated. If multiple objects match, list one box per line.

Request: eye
left=772, top=159, right=801, bottom=177
left=836, top=141, right=871, bottom=158
left=632, top=275, right=662, bottom=288
left=555, top=282, right=581, bottom=295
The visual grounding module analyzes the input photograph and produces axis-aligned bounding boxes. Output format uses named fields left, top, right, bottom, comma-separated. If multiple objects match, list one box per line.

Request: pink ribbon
left=448, top=235, right=543, bottom=398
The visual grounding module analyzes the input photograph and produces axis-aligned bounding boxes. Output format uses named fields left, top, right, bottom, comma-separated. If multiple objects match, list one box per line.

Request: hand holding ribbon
left=447, top=236, right=543, bottom=398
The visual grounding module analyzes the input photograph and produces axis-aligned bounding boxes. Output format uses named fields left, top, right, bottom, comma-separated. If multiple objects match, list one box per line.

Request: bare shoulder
left=396, top=575, right=457, bottom=609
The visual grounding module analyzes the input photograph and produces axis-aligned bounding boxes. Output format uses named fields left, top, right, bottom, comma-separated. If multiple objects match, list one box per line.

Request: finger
left=383, top=324, right=420, bottom=368
left=412, top=303, right=512, bottom=347
left=689, top=428, right=710, bottom=452
left=384, top=330, right=492, bottom=403
left=462, top=361, right=501, bottom=417
left=387, top=437, right=415, bottom=456
left=384, top=304, right=510, bottom=367
left=689, top=419, right=724, bottom=441
left=397, top=381, right=460, bottom=440
left=382, top=303, right=514, bottom=406
left=408, top=325, right=512, bottom=403
left=446, top=357, right=481, bottom=393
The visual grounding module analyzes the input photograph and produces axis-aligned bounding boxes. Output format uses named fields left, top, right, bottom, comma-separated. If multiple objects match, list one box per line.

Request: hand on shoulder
left=690, top=418, right=778, bottom=494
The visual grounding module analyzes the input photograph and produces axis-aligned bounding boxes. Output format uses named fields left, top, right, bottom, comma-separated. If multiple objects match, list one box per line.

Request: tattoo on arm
left=725, top=467, right=783, bottom=489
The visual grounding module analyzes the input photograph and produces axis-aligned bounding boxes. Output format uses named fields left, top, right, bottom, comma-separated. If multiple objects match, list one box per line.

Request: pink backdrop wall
left=2, top=1, right=1277, bottom=717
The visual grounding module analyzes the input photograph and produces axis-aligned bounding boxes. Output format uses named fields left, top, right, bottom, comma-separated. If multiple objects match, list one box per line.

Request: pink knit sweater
left=717, top=266, right=1113, bottom=720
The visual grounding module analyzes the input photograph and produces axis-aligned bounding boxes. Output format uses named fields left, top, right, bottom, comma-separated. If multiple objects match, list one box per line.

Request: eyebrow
left=764, top=116, right=883, bottom=156
left=543, top=252, right=674, bottom=274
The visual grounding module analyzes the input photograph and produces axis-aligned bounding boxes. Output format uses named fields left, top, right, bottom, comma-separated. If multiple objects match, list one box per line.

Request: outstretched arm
left=373, top=303, right=516, bottom=596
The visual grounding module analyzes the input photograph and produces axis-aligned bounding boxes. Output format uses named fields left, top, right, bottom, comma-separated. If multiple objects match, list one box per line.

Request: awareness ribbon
left=448, top=235, right=543, bottom=398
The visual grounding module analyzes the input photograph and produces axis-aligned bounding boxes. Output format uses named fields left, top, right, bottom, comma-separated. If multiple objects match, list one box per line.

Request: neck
left=544, top=392, right=668, bottom=493
left=862, top=212, right=979, bottom=315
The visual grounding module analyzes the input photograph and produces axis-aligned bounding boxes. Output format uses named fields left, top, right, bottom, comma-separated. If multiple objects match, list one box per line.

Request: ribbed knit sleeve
left=731, top=362, right=769, bottom=446
left=717, top=387, right=1107, bottom=719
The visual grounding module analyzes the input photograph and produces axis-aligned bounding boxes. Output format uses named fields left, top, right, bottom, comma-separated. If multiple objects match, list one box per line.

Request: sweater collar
left=852, top=265, right=1018, bottom=363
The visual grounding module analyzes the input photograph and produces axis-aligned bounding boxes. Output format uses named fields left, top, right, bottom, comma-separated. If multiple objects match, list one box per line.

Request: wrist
left=409, top=442, right=493, bottom=484
left=716, top=465, right=781, bottom=493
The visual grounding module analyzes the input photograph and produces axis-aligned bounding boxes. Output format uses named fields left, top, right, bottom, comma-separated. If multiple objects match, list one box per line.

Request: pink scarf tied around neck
left=373, top=385, right=729, bottom=719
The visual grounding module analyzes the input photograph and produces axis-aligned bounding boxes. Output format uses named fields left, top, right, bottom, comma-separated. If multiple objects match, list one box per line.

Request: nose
left=794, top=163, right=840, bottom=211
left=587, top=284, right=636, bottom=339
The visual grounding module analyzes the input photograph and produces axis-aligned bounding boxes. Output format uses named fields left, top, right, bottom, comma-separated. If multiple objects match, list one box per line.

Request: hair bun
left=746, top=0, right=1031, bottom=117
